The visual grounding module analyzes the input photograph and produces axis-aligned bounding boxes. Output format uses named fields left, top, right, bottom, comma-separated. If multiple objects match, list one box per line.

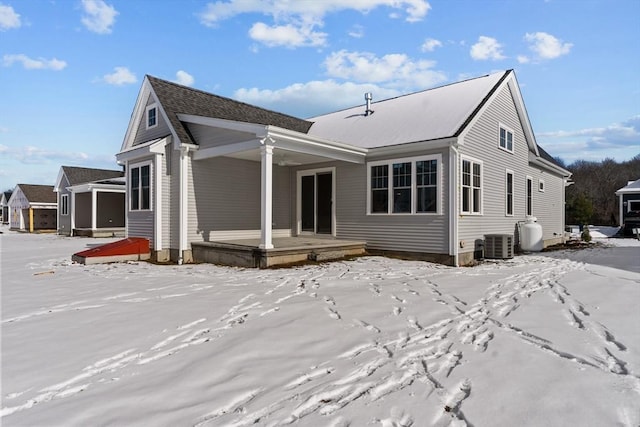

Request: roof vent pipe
left=364, top=92, right=373, bottom=116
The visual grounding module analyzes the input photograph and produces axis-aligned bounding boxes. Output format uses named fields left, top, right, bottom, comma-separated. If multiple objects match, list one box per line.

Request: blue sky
left=1, top=0, right=638, bottom=191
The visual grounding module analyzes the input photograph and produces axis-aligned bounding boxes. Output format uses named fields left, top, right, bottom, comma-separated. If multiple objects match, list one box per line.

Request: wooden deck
left=192, top=236, right=367, bottom=268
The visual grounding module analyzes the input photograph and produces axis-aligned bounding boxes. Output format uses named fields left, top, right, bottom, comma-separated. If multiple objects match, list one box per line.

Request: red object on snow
left=72, top=237, right=150, bottom=264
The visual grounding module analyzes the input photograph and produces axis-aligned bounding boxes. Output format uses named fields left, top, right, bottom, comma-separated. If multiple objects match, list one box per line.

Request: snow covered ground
left=1, top=226, right=639, bottom=427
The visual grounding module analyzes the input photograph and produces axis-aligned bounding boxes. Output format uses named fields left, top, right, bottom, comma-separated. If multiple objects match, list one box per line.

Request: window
left=499, top=124, right=514, bottom=153
left=628, top=200, right=640, bottom=211
left=538, top=178, right=545, bottom=192
left=368, top=155, right=440, bottom=214
left=61, top=194, right=69, bottom=216
left=526, top=176, right=533, bottom=216
left=461, top=158, right=482, bottom=214
left=146, top=104, right=157, bottom=129
left=130, top=163, right=151, bottom=210
left=506, top=170, right=514, bottom=216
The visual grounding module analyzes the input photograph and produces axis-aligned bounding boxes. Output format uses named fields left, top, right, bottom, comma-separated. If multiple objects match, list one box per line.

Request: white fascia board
left=116, top=136, right=170, bottom=164
left=367, top=137, right=456, bottom=160
left=29, top=203, right=57, bottom=208
left=177, top=114, right=268, bottom=135
left=53, top=167, right=66, bottom=193
left=121, top=77, right=152, bottom=152
left=68, top=183, right=126, bottom=193
left=507, top=75, right=539, bottom=156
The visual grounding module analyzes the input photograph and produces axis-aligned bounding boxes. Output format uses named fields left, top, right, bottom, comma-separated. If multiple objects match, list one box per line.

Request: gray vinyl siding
left=457, top=85, right=532, bottom=252
left=457, top=85, right=566, bottom=252
left=133, top=96, right=171, bottom=146
left=291, top=149, right=450, bottom=254
left=57, top=175, right=71, bottom=235
left=186, top=157, right=291, bottom=243
left=75, top=193, right=92, bottom=227
left=127, top=154, right=155, bottom=245
left=525, top=167, right=565, bottom=241
left=96, top=192, right=125, bottom=228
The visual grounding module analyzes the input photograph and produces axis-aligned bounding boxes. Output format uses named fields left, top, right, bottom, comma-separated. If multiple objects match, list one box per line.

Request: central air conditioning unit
left=484, top=234, right=514, bottom=259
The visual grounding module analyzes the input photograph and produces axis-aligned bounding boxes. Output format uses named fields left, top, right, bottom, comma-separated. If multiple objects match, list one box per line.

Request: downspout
left=449, top=144, right=460, bottom=267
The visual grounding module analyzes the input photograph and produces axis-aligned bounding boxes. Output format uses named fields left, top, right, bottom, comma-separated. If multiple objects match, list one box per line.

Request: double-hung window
left=60, top=194, right=69, bottom=216
left=130, top=163, right=151, bottom=211
left=505, top=170, right=514, bottom=216
left=368, top=155, right=440, bottom=215
left=146, top=104, right=157, bottom=129
left=461, top=158, right=482, bottom=214
left=499, top=123, right=514, bottom=153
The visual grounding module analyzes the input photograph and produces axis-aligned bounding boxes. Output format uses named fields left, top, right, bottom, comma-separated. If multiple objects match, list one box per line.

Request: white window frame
left=60, top=194, right=69, bottom=216
left=498, top=123, right=514, bottom=153
left=505, top=170, right=514, bottom=216
left=526, top=176, right=533, bottom=216
left=129, top=161, right=153, bottom=212
left=538, top=178, right=545, bottom=193
left=460, top=156, right=483, bottom=215
left=366, top=154, right=442, bottom=215
left=146, top=104, right=158, bottom=130
left=627, top=200, right=640, bottom=212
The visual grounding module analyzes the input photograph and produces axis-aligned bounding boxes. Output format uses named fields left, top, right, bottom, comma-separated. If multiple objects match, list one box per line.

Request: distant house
left=615, top=178, right=640, bottom=233
left=116, top=70, right=571, bottom=267
left=8, top=184, right=57, bottom=232
left=1, top=190, right=11, bottom=224
left=54, top=166, right=126, bottom=237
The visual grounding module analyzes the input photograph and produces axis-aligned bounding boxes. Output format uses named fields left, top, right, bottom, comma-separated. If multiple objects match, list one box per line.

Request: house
left=1, top=190, right=11, bottom=224
left=8, top=184, right=57, bottom=232
left=615, top=178, right=640, bottom=235
left=54, top=166, right=126, bottom=237
left=116, top=70, right=571, bottom=267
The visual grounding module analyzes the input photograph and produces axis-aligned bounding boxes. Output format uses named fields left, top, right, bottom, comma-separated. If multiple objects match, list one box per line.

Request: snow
left=1, top=226, right=639, bottom=427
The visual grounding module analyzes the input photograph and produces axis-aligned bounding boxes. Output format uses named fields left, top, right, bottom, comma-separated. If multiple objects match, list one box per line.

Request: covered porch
left=69, top=179, right=126, bottom=238
left=192, top=236, right=367, bottom=268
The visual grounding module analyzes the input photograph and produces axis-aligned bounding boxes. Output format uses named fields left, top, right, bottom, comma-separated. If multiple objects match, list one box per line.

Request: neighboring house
left=116, top=70, right=571, bottom=266
left=1, top=190, right=12, bottom=224
left=615, top=178, right=640, bottom=234
left=54, top=166, right=126, bottom=237
left=8, top=184, right=57, bottom=232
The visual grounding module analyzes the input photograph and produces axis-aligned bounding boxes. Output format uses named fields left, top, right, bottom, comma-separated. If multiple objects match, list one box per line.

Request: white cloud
left=517, top=55, right=530, bottom=64
left=0, top=3, right=21, bottom=31
left=249, top=22, right=327, bottom=48
left=234, top=79, right=401, bottom=118
left=102, top=67, right=137, bottom=85
left=421, top=38, right=442, bottom=52
left=324, top=50, right=446, bottom=89
left=470, top=36, right=505, bottom=61
left=174, top=70, right=195, bottom=87
left=524, top=32, right=572, bottom=60
left=2, top=54, right=67, bottom=70
left=199, top=1, right=430, bottom=48
left=0, top=145, right=90, bottom=165
left=81, top=0, right=118, bottom=34
left=537, top=116, right=640, bottom=162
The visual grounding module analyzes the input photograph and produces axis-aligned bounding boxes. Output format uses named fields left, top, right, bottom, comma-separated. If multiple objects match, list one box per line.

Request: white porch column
left=91, top=188, right=97, bottom=230
left=179, top=146, right=189, bottom=262
left=70, top=191, right=76, bottom=236
left=260, top=144, right=274, bottom=249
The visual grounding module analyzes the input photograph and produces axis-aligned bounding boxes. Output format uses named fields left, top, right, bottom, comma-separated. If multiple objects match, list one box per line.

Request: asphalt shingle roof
left=62, top=166, right=124, bottom=186
left=18, top=184, right=56, bottom=204
left=147, top=76, right=313, bottom=145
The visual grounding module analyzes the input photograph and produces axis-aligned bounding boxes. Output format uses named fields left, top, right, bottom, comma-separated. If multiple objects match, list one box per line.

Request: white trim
left=366, top=154, right=442, bottom=216
left=178, top=146, right=191, bottom=261
left=154, top=152, right=163, bottom=252
left=60, top=194, right=69, bottom=216
left=449, top=145, right=459, bottom=265
left=526, top=175, right=534, bottom=217
left=627, top=199, right=640, bottom=212
left=538, top=178, right=545, bottom=193
left=498, top=122, right=514, bottom=154
left=146, top=103, right=158, bottom=130
left=460, top=155, right=483, bottom=215
left=128, top=160, right=153, bottom=212
left=296, top=167, right=337, bottom=236
left=505, top=169, right=514, bottom=216
left=91, top=189, right=97, bottom=230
